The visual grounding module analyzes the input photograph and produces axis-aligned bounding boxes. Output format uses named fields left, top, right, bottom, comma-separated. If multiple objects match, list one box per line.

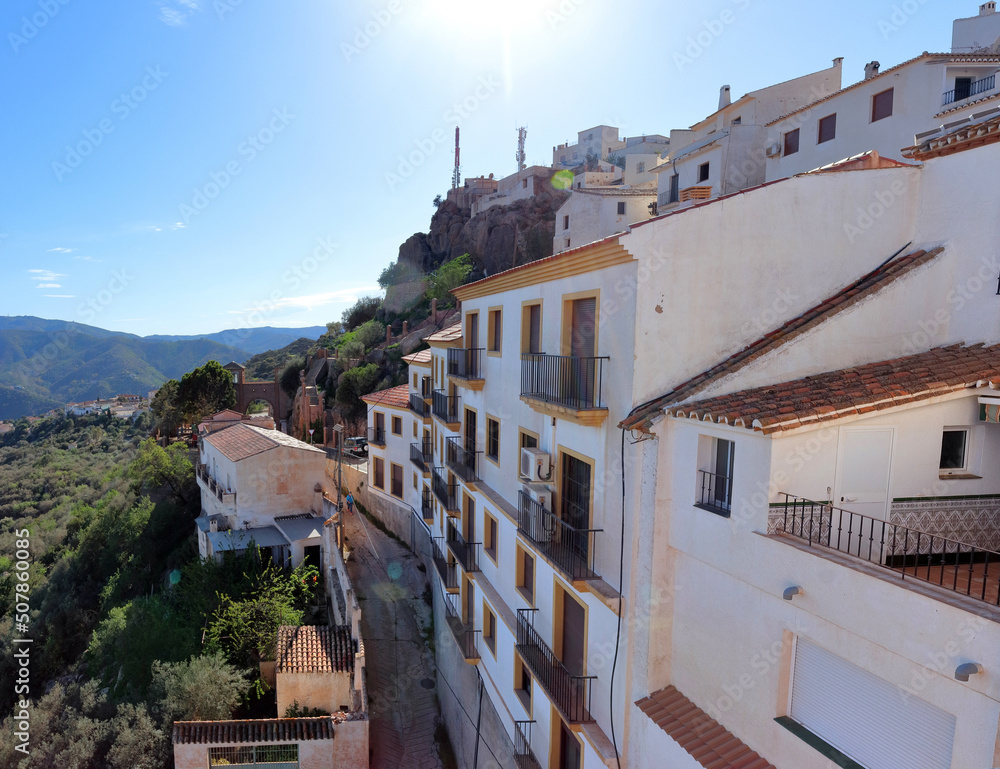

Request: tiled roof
left=635, top=686, right=776, bottom=769
left=423, top=323, right=463, bottom=343
left=275, top=625, right=355, bottom=674
left=934, top=91, right=1000, bottom=118
left=575, top=186, right=657, bottom=197
left=205, top=423, right=324, bottom=461
left=903, top=113, right=1000, bottom=160
left=663, top=343, right=1000, bottom=435
left=402, top=349, right=432, bottom=365
left=809, top=150, right=917, bottom=173
left=172, top=717, right=334, bottom=744
left=210, top=409, right=246, bottom=421
left=621, top=247, right=944, bottom=430
left=361, top=383, right=410, bottom=409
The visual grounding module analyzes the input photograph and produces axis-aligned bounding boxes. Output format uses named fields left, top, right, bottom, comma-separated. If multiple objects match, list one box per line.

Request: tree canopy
left=176, top=360, right=237, bottom=425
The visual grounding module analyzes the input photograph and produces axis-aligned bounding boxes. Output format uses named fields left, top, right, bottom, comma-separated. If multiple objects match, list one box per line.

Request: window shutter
left=529, top=305, right=541, bottom=354
left=790, top=639, right=956, bottom=769
left=570, top=298, right=597, bottom=358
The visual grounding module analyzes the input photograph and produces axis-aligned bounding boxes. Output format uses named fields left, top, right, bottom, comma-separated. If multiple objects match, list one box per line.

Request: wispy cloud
left=172, top=222, right=187, bottom=230
left=157, top=0, right=200, bottom=26
left=29, top=269, right=68, bottom=283
left=44, top=294, right=75, bottom=299
left=226, top=288, right=376, bottom=315
left=47, top=247, right=74, bottom=253
left=73, top=255, right=101, bottom=263
left=37, top=283, right=62, bottom=288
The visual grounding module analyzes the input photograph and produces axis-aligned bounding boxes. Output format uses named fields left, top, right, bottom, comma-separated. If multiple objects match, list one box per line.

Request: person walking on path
left=345, top=492, right=355, bottom=515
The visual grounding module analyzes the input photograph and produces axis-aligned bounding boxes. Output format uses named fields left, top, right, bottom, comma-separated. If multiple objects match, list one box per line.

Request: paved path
left=343, top=509, right=447, bottom=769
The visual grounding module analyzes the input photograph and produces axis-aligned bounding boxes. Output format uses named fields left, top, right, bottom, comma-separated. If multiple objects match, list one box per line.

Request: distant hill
left=0, top=385, right=63, bottom=420
left=143, top=326, right=326, bottom=355
left=243, top=337, right=315, bottom=382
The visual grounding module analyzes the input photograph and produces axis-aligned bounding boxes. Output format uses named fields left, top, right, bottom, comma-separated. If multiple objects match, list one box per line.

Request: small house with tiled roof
left=274, top=625, right=357, bottom=716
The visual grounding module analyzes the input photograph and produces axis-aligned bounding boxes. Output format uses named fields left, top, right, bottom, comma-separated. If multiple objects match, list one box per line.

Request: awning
left=207, top=526, right=290, bottom=552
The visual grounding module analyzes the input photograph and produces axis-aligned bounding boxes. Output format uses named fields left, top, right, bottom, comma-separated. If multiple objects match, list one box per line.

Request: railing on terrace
left=444, top=596, right=480, bottom=660
left=432, top=468, right=458, bottom=512
left=445, top=436, right=481, bottom=484
left=520, top=354, right=608, bottom=411
left=409, top=391, right=430, bottom=417
left=514, top=721, right=542, bottom=769
left=696, top=469, right=733, bottom=517
left=432, top=389, right=460, bottom=423
left=942, top=74, right=995, bottom=105
left=776, top=493, right=1000, bottom=606
left=421, top=487, right=434, bottom=521
left=516, top=609, right=594, bottom=723
left=367, top=427, right=386, bottom=446
left=517, top=491, right=600, bottom=581
left=432, top=537, right=458, bottom=590
left=447, top=347, right=485, bottom=380
left=446, top=518, right=480, bottom=573
left=410, top=440, right=433, bottom=472
left=197, top=465, right=234, bottom=503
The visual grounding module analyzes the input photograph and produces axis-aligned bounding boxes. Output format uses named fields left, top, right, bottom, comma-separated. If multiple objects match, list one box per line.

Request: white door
left=834, top=427, right=893, bottom=520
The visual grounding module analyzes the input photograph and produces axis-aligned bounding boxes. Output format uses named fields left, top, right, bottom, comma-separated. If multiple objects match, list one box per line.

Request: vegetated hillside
left=0, top=385, right=63, bottom=419
left=243, top=336, right=316, bottom=381
left=0, top=315, right=139, bottom=340
left=144, top=325, right=327, bottom=355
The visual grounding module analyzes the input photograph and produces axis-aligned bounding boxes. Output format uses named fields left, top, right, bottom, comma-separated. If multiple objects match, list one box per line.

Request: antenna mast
left=516, top=126, right=527, bottom=172
left=452, top=127, right=461, bottom=189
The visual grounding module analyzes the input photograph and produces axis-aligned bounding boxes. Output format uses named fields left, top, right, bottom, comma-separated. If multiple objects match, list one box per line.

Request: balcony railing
left=432, top=468, right=458, bottom=513
left=445, top=436, right=481, bottom=484
left=776, top=493, right=1000, bottom=606
left=942, top=74, right=995, bottom=105
left=367, top=427, right=386, bottom=447
left=521, top=354, right=607, bottom=411
left=514, top=721, right=541, bottom=769
left=447, top=347, right=485, bottom=381
left=432, top=389, right=460, bottom=423
left=516, top=609, right=594, bottom=723
left=517, top=491, right=600, bottom=581
left=447, top=518, right=480, bottom=573
left=409, top=391, right=430, bottom=418
left=421, top=487, right=434, bottom=522
left=432, top=537, right=458, bottom=590
left=410, top=440, right=433, bottom=472
left=696, top=469, right=733, bottom=517
left=197, top=464, right=236, bottom=504
left=445, top=596, right=480, bottom=661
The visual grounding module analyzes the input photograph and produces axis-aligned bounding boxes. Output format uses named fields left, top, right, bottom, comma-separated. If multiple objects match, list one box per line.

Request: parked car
left=344, top=436, right=368, bottom=456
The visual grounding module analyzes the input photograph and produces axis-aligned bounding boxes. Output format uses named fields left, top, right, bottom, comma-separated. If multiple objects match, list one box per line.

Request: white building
left=552, top=188, right=655, bottom=254
left=552, top=125, right=626, bottom=169
left=471, top=165, right=558, bottom=218
left=953, top=1, right=1000, bottom=53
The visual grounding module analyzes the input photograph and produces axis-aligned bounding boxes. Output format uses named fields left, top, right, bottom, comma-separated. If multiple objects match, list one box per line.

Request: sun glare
left=427, top=0, right=553, bottom=35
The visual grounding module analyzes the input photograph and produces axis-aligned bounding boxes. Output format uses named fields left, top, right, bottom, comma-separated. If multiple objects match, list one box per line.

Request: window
left=413, top=471, right=418, bottom=489
left=413, top=421, right=418, bottom=438
left=636, top=161, right=645, bottom=173
left=668, top=173, right=679, bottom=203
left=520, top=430, right=538, bottom=452
left=522, top=178, right=528, bottom=188
left=483, top=603, right=497, bottom=655
left=696, top=437, right=734, bottom=516
left=871, top=88, right=893, bottom=121
left=210, top=746, right=298, bottom=766
left=784, top=128, right=800, bottom=156
left=484, top=511, right=498, bottom=562
left=487, top=308, right=502, bottom=353
left=731, top=115, right=741, bottom=125
left=563, top=214, right=570, bottom=230
left=391, top=415, right=402, bottom=436
left=517, top=546, right=535, bottom=604
left=486, top=417, right=500, bottom=462
left=617, top=201, right=626, bottom=215
left=954, top=76, right=972, bottom=101
left=939, top=429, right=969, bottom=473
left=818, top=113, right=837, bottom=144
left=514, top=657, right=532, bottom=713
left=390, top=463, right=403, bottom=498
left=698, top=162, right=710, bottom=183
left=565, top=238, right=571, bottom=248
left=522, top=303, right=542, bottom=354
left=413, top=373, right=418, bottom=388
left=374, top=411, right=385, bottom=442
left=373, top=457, right=385, bottom=489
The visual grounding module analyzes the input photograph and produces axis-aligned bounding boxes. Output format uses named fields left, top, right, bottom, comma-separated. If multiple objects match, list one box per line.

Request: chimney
left=864, top=61, right=880, bottom=79
left=386, top=325, right=392, bottom=345
left=431, top=298, right=438, bottom=316
left=719, top=85, right=731, bottom=110
left=833, top=56, right=844, bottom=68
left=210, top=519, right=218, bottom=533
left=982, top=1, right=996, bottom=14
left=402, top=320, right=408, bottom=337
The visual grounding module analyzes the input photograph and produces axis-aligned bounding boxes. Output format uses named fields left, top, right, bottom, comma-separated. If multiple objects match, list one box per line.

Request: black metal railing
left=446, top=518, right=480, bottom=573
left=432, top=389, right=460, bottom=423
left=198, top=465, right=235, bottom=503
left=445, top=436, right=481, bottom=484
left=514, top=721, right=541, bottom=769
left=432, top=537, right=458, bottom=590
left=444, top=596, right=480, bottom=660
left=517, top=491, right=600, bottom=581
left=410, top=440, right=433, bottom=471
left=367, top=427, right=386, bottom=447
left=409, top=391, right=429, bottom=417
left=520, top=354, right=608, bottom=411
left=516, top=609, right=594, bottom=723
left=447, top=347, right=485, bottom=380
left=421, top=487, right=434, bottom=521
left=696, top=469, right=733, bottom=517
left=942, top=74, right=995, bottom=105
left=776, top=493, right=1000, bottom=606
left=432, top=468, right=458, bottom=513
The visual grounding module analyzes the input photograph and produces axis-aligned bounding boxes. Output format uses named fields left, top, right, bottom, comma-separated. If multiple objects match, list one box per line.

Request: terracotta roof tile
left=275, top=625, right=355, bottom=674
left=402, top=349, right=432, bottom=365
left=664, top=343, right=1000, bottom=434
left=361, top=383, right=410, bottom=409
left=635, top=686, right=776, bottom=769
left=204, top=423, right=323, bottom=461
left=423, top=323, right=463, bottom=343
left=622, top=246, right=944, bottom=430
left=903, top=113, right=1000, bottom=161
left=172, top=717, right=335, bottom=744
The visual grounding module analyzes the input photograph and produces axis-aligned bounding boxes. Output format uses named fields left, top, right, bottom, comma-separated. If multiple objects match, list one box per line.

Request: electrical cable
left=435, top=664, right=506, bottom=768
left=608, top=428, right=626, bottom=769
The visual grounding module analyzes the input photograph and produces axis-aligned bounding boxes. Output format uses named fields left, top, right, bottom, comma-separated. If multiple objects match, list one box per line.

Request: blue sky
left=0, top=0, right=967, bottom=336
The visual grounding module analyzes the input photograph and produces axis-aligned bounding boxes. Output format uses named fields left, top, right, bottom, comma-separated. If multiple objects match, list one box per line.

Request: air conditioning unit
left=524, top=482, right=552, bottom=510
left=520, top=447, right=553, bottom=481
left=765, top=144, right=781, bottom=158
left=522, top=483, right=556, bottom=543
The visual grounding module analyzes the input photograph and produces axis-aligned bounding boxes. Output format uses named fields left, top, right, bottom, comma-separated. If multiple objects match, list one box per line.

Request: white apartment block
left=553, top=189, right=655, bottom=255
left=471, top=165, right=558, bottom=218
left=553, top=125, right=627, bottom=169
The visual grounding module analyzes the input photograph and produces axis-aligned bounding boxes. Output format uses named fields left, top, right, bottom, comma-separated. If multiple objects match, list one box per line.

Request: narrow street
left=343, top=507, right=450, bottom=769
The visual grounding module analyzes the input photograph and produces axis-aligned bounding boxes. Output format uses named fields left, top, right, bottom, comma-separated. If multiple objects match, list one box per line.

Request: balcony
left=516, top=609, right=594, bottom=723
left=695, top=469, right=732, bottom=517
left=432, top=468, right=459, bottom=514
left=774, top=494, right=1000, bottom=606
left=513, top=721, right=542, bottom=769
left=421, top=487, right=434, bottom=522
left=409, top=391, right=430, bottom=418
left=943, top=74, right=995, bottom=105
left=446, top=518, right=481, bottom=573
left=410, top=440, right=433, bottom=472
left=197, top=464, right=236, bottom=505
left=432, top=537, right=458, bottom=591
left=444, top=595, right=480, bottom=663
left=447, top=347, right=485, bottom=383
left=432, top=389, right=460, bottom=425
left=679, top=185, right=712, bottom=202
left=445, top=436, right=481, bottom=484
left=517, top=491, right=600, bottom=582
left=367, top=427, right=386, bottom=447
left=520, top=354, right=608, bottom=424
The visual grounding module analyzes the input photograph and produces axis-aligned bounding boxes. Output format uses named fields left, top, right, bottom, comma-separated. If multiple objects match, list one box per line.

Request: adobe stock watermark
left=546, top=0, right=589, bottom=29
left=341, top=0, right=406, bottom=62
left=11, top=528, right=32, bottom=757
left=178, top=108, right=295, bottom=224
left=878, top=0, right=932, bottom=40
left=843, top=177, right=910, bottom=243
left=384, top=76, right=500, bottom=192
left=52, top=66, right=169, bottom=182
left=8, top=0, right=71, bottom=53
left=674, top=0, right=752, bottom=72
